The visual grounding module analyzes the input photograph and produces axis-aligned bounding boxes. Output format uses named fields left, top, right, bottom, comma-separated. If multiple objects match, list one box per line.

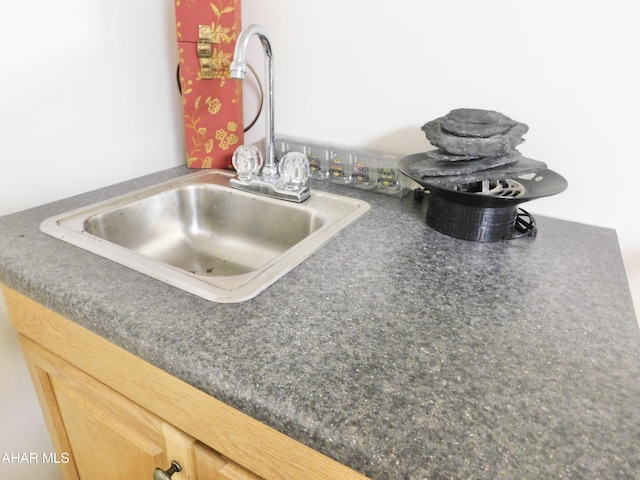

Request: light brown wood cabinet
left=3, top=286, right=368, bottom=480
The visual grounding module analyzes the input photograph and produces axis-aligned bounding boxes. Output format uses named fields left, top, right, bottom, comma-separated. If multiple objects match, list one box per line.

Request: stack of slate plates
left=398, top=108, right=568, bottom=241
left=412, top=108, right=547, bottom=186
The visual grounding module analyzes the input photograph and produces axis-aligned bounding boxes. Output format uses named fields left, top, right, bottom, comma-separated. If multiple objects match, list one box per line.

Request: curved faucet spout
left=230, top=24, right=277, bottom=181
left=230, top=25, right=270, bottom=79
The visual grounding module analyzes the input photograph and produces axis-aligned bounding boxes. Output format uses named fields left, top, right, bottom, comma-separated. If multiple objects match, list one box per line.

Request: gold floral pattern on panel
left=214, top=122, right=239, bottom=151
left=176, top=0, right=241, bottom=168
left=207, top=97, right=221, bottom=114
left=210, top=48, right=233, bottom=81
left=176, top=0, right=238, bottom=81
left=183, top=94, right=240, bottom=167
left=209, top=0, right=238, bottom=42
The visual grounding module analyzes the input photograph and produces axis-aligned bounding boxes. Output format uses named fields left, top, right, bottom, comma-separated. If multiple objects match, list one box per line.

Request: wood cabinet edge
left=2, top=285, right=369, bottom=480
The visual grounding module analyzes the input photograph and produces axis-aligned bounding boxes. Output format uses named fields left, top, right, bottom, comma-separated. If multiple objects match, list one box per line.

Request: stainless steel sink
left=40, top=170, right=370, bottom=302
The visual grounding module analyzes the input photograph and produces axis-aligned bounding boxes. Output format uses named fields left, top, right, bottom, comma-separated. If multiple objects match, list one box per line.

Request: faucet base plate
left=230, top=177, right=310, bottom=203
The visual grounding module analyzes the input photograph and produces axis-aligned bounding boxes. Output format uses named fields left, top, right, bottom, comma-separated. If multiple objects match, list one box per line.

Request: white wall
left=0, top=1, right=638, bottom=477
left=1, top=1, right=182, bottom=478
left=0, top=0, right=184, bottom=216
left=0, top=290, right=61, bottom=479
left=240, top=0, right=640, bottom=318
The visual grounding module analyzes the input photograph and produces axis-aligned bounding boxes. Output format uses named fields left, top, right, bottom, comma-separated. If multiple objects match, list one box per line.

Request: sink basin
left=40, top=170, right=370, bottom=302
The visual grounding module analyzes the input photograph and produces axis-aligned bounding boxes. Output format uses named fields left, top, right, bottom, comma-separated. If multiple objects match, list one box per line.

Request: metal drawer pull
left=153, top=460, right=182, bottom=480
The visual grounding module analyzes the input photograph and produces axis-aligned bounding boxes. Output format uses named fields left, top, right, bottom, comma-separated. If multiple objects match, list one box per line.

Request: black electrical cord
left=241, top=62, right=263, bottom=133
left=508, top=208, right=537, bottom=239
left=175, top=61, right=263, bottom=133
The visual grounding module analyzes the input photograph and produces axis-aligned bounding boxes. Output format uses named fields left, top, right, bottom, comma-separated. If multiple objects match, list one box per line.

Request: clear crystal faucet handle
left=278, top=152, right=310, bottom=190
left=232, top=145, right=263, bottom=182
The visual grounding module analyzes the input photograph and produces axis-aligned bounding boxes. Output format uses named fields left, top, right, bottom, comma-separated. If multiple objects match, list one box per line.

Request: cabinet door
left=7, top=287, right=371, bottom=480
left=20, top=337, right=177, bottom=480
left=20, top=335, right=265, bottom=480
left=51, top=371, right=170, bottom=479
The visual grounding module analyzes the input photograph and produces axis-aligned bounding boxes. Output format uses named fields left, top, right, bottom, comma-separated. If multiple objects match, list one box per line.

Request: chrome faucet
left=229, top=24, right=310, bottom=202
left=230, top=24, right=277, bottom=181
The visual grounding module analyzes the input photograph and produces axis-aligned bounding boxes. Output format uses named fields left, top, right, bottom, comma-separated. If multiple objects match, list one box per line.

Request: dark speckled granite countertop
left=1, top=166, right=639, bottom=479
